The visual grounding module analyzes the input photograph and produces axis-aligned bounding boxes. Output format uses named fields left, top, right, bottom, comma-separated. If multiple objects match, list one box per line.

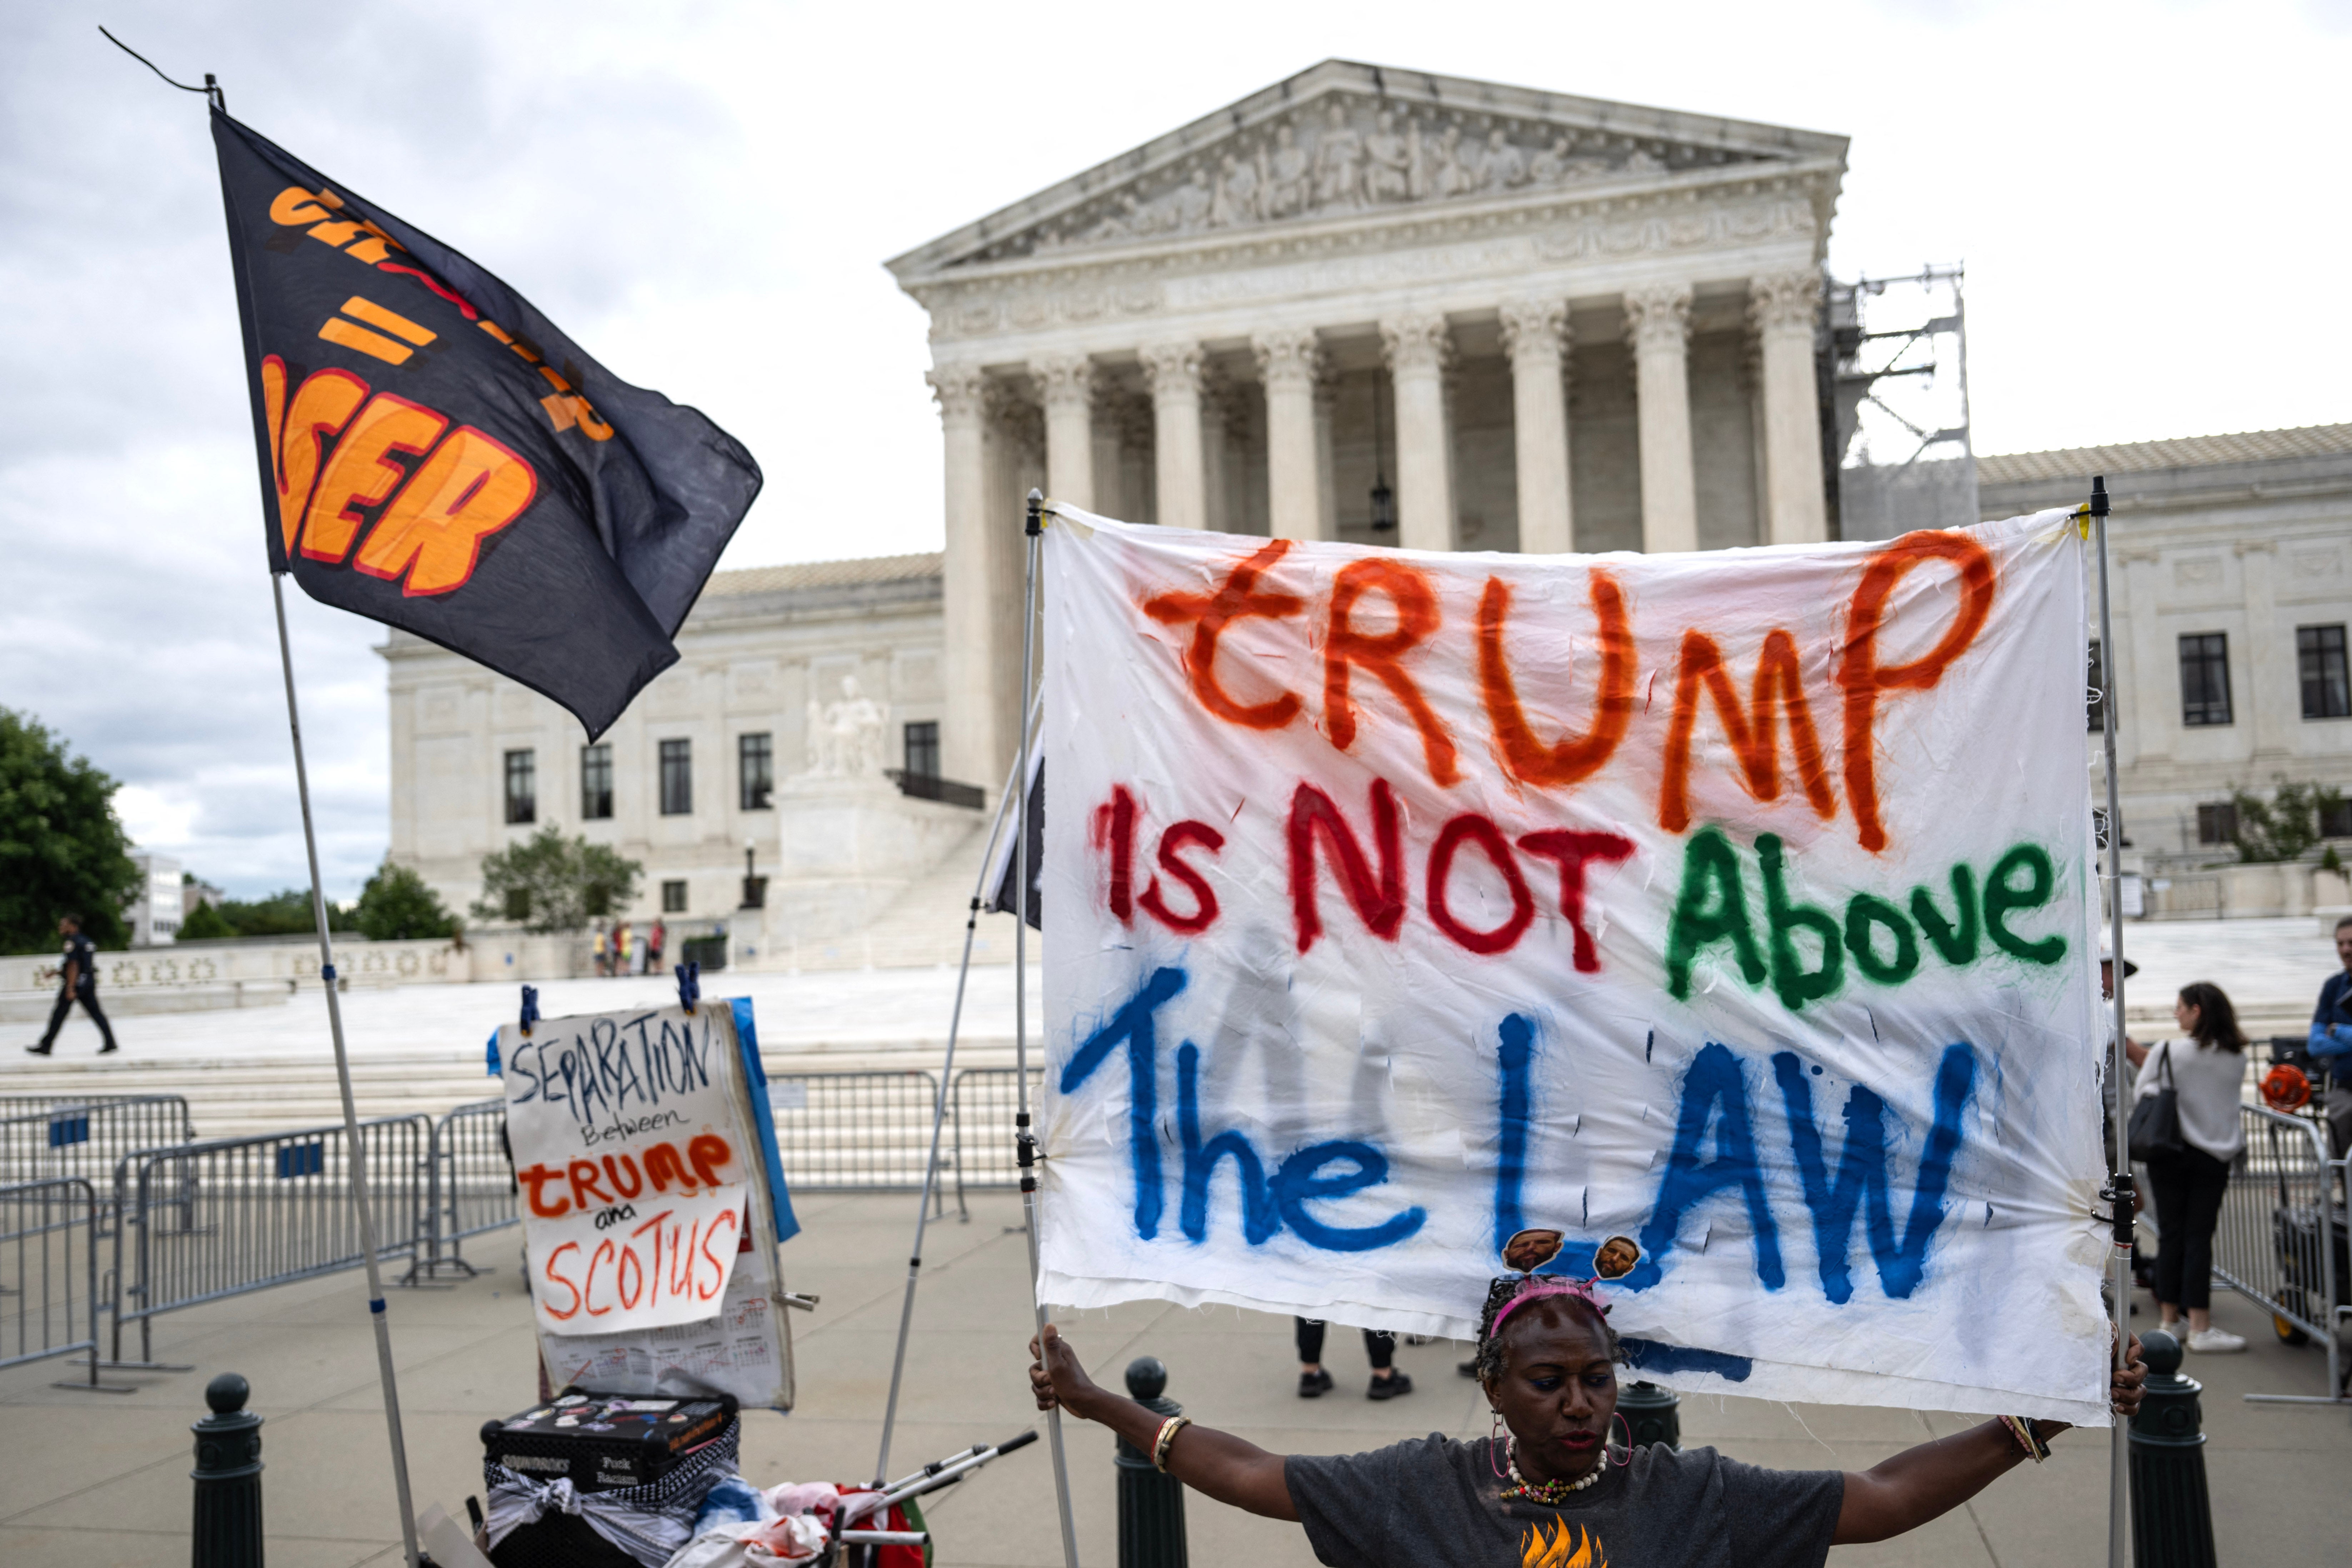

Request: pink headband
left=1487, top=1276, right=1608, bottom=1342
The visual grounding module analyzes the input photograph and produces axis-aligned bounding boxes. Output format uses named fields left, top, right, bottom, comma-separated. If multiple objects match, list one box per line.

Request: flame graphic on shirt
left=1518, top=1518, right=1608, bottom=1568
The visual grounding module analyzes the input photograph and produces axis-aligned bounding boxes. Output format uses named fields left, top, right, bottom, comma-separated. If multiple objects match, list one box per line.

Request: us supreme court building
left=383, top=62, right=2351, bottom=938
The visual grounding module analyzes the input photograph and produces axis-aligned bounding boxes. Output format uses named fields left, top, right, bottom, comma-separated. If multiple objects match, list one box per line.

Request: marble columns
left=1499, top=297, right=1573, bottom=555
left=1624, top=283, right=1697, bottom=554
left=2238, top=540, right=2287, bottom=756
left=1141, top=341, right=1208, bottom=533
left=1380, top=313, right=1458, bottom=553
left=929, top=364, right=1015, bottom=785
left=1254, top=328, right=1327, bottom=540
left=1032, top=354, right=1096, bottom=513
left=1750, top=271, right=1828, bottom=545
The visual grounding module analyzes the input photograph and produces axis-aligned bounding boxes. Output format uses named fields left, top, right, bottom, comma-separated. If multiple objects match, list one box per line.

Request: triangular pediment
left=889, top=60, right=1847, bottom=280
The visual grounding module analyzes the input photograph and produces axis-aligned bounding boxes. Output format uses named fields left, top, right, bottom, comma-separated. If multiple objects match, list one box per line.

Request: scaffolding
left=1821, top=265, right=1978, bottom=541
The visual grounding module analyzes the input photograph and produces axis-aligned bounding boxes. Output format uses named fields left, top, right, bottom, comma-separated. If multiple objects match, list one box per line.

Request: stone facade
left=381, top=555, right=950, bottom=928
left=889, top=60, right=1848, bottom=786
left=1977, top=425, right=2352, bottom=881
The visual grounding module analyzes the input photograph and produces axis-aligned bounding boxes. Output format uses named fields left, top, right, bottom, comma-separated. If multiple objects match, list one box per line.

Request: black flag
left=210, top=109, right=761, bottom=737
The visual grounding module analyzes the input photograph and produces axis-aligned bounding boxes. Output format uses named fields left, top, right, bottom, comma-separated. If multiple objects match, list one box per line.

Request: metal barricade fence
left=0, top=1178, right=109, bottom=1388
left=407, top=1099, right=516, bottom=1283
left=2212, top=1102, right=2349, bottom=1404
left=0, top=1095, right=194, bottom=1189
left=764, top=1071, right=946, bottom=1204
left=109, top=1114, right=429, bottom=1367
left=951, top=1067, right=1046, bottom=1219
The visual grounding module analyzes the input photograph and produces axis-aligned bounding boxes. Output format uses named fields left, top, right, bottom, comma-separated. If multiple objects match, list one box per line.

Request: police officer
left=26, top=913, right=117, bottom=1056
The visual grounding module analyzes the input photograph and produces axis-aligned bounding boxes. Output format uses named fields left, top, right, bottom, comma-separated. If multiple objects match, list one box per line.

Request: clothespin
left=519, top=983, right=540, bottom=1039
left=675, top=961, right=701, bottom=1015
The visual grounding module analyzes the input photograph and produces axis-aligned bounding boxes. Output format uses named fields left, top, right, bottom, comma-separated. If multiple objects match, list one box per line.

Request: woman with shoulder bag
left=2126, top=981, right=2250, bottom=1352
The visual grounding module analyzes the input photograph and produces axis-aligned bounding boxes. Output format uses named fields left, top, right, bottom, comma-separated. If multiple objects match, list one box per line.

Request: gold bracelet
left=1151, top=1414, right=1192, bottom=1473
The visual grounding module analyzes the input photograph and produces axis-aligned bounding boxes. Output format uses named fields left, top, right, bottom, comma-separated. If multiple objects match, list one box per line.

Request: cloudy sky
left=4, top=0, right=2347, bottom=901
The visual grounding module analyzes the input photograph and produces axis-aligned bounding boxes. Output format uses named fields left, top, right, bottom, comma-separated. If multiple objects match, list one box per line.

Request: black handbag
left=2128, top=1044, right=2186, bottom=1162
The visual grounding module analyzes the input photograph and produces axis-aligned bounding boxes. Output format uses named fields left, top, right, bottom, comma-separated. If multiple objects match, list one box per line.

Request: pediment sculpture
left=802, top=676, right=891, bottom=779
left=967, top=94, right=1786, bottom=265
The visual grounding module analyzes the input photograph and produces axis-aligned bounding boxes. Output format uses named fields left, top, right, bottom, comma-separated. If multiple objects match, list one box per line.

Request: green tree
left=2230, top=777, right=2350, bottom=863
left=178, top=898, right=236, bottom=941
left=0, top=708, right=139, bottom=953
left=202, top=887, right=357, bottom=937
left=353, top=859, right=459, bottom=941
left=472, top=827, right=641, bottom=934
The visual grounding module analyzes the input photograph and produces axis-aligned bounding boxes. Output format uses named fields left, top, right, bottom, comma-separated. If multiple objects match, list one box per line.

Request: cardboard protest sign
left=500, top=999, right=797, bottom=1408
left=1038, top=509, right=2111, bottom=1423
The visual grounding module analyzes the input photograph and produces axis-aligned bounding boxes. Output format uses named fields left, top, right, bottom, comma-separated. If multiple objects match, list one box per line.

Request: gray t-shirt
left=1286, top=1434, right=1843, bottom=1568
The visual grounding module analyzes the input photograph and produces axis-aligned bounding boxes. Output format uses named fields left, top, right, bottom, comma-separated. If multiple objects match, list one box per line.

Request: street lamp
left=740, top=836, right=766, bottom=910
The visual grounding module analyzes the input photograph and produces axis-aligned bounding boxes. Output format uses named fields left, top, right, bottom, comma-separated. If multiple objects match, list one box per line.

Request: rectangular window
left=661, top=879, right=688, bottom=913
left=2321, top=799, right=2352, bottom=839
left=503, top=887, right=531, bottom=921
left=659, top=739, right=692, bottom=816
left=2196, top=801, right=2239, bottom=846
left=2178, top=633, right=2232, bottom=727
left=739, top=732, right=774, bottom=810
left=904, top=720, right=940, bottom=780
left=580, top=744, right=613, bottom=820
left=503, top=749, right=536, bottom=825
left=2300, top=624, right=2350, bottom=720
left=2086, top=639, right=2105, bottom=733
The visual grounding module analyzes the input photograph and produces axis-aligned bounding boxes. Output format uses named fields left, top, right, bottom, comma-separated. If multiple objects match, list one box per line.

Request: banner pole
left=270, top=573, right=423, bottom=1568
left=1017, top=490, right=1084, bottom=1568
left=2090, top=475, right=2132, bottom=1568
left=871, top=705, right=1035, bottom=1489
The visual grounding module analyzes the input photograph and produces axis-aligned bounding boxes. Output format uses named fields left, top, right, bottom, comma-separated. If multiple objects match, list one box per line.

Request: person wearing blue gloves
left=2311, top=914, right=2352, bottom=1159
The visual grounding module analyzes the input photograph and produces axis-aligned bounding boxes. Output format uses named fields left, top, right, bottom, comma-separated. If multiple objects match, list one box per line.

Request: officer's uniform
left=31, top=928, right=117, bottom=1054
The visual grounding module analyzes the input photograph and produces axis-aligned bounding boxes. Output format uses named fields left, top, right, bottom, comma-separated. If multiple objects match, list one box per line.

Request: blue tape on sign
left=370, top=1298, right=386, bottom=1314
left=730, top=997, right=799, bottom=1244
left=276, top=1142, right=326, bottom=1179
left=321, top=964, right=337, bottom=980
left=485, top=1027, right=502, bottom=1077
left=49, top=1115, right=90, bottom=1149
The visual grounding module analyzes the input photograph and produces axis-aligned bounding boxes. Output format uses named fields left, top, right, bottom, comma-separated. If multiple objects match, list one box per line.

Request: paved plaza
left=1, top=1189, right=2345, bottom=1568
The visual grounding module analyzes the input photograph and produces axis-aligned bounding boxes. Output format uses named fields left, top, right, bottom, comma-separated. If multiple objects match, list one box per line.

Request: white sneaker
left=2185, top=1327, right=2246, bottom=1353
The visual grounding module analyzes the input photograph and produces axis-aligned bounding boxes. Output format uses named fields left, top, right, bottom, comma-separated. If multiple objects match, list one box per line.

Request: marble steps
left=750, top=816, right=1049, bottom=972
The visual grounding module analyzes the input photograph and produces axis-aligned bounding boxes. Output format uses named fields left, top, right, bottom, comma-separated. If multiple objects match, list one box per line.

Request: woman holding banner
left=1029, top=1257, right=2146, bottom=1567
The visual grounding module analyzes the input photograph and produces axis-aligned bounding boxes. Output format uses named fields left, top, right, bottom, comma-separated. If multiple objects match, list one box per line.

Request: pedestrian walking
left=26, top=914, right=118, bottom=1056
left=2127, top=980, right=2250, bottom=1352
left=1295, top=1317, right=1411, bottom=1401
left=593, top=925, right=610, bottom=978
left=648, top=917, right=666, bottom=974
left=2307, top=913, right=2352, bottom=1159
left=615, top=920, right=634, bottom=977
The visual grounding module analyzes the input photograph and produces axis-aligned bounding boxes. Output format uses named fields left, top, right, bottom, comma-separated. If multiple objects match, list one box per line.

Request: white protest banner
left=500, top=998, right=798, bottom=1408
left=1039, top=509, right=2110, bottom=1423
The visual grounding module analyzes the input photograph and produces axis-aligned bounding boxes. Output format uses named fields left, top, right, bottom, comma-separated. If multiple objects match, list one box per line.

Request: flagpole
left=2090, top=475, right=2132, bottom=1568
left=871, top=701, right=1035, bottom=1490
left=270, top=572, right=424, bottom=1568
left=1018, top=489, right=1083, bottom=1568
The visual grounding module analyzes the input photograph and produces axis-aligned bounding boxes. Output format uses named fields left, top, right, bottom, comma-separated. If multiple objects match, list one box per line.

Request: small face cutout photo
left=1593, top=1235, right=1641, bottom=1280
left=1502, top=1228, right=1565, bottom=1273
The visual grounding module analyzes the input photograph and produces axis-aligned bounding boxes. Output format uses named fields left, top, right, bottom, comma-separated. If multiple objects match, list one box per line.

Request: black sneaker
left=1297, top=1368, right=1334, bottom=1398
left=24, top=1045, right=51, bottom=1056
left=98, top=1045, right=118, bottom=1055
left=1457, top=1359, right=1480, bottom=1379
left=1367, top=1371, right=1413, bottom=1401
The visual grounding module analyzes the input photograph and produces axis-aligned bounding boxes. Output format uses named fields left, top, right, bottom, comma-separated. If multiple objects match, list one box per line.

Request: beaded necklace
left=1498, top=1439, right=1605, bottom=1504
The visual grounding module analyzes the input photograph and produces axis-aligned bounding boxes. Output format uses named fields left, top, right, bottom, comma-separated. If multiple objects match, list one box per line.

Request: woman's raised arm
left=1030, top=1323, right=1300, bottom=1522
left=1833, top=1337, right=2147, bottom=1545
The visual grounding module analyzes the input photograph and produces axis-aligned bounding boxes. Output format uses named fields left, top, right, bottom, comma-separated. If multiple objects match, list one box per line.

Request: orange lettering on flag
left=1657, top=628, right=1836, bottom=834
left=260, top=358, right=368, bottom=557
left=299, top=394, right=448, bottom=563
left=1477, top=572, right=1635, bottom=790
left=1323, top=558, right=1459, bottom=786
left=1837, top=533, right=1998, bottom=853
left=1143, top=539, right=1306, bottom=729
left=354, top=427, right=536, bottom=596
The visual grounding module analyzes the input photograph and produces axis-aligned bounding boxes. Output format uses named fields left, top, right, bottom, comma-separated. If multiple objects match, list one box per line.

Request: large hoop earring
left=1608, top=1412, right=1633, bottom=1468
left=1488, top=1413, right=1508, bottom=1478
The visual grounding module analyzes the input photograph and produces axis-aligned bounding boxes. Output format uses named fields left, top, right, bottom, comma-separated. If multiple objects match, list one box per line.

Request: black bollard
left=2128, top=1330, right=2216, bottom=1568
left=1114, top=1356, right=1189, bottom=1568
left=192, top=1372, right=264, bottom=1568
left=1617, top=1380, right=1681, bottom=1450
